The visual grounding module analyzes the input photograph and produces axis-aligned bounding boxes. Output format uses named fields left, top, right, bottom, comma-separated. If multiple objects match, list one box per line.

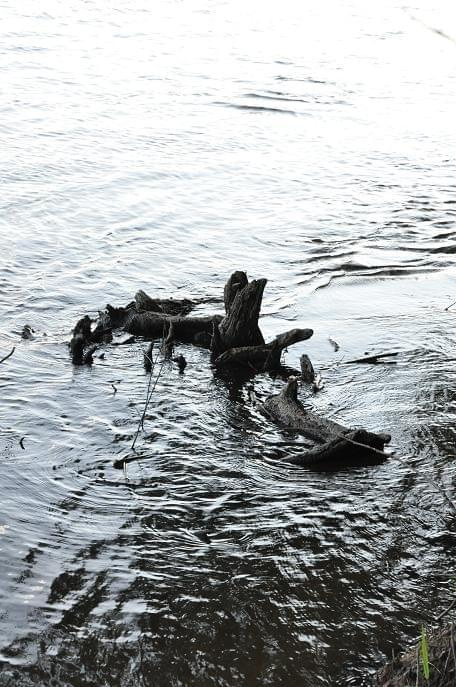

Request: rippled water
left=1, top=1, right=456, bottom=685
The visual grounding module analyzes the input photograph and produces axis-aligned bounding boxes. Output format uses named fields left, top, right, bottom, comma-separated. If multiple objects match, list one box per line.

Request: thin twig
left=344, top=351, right=399, bottom=365
left=445, top=300, right=456, bottom=312
left=131, top=340, right=166, bottom=451
left=131, top=351, right=156, bottom=450
left=0, top=347, right=15, bottom=364
left=436, top=598, right=456, bottom=622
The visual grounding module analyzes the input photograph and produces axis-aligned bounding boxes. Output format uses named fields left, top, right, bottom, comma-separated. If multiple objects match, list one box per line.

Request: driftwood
left=68, top=270, right=392, bottom=473
left=344, top=351, right=399, bottom=365
left=263, top=377, right=391, bottom=465
left=211, top=271, right=314, bottom=371
left=214, top=328, right=313, bottom=370
left=124, top=311, right=219, bottom=343
left=70, top=272, right=314, bottom=372
left=134, top=290, right=194, bottom=316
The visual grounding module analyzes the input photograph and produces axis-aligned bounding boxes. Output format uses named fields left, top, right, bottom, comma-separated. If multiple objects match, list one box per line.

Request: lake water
left=1, top=1, right=456, bottom=685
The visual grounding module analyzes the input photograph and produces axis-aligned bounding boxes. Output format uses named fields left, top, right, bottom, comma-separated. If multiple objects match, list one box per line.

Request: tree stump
left=215, top=271, right=266, bottom=352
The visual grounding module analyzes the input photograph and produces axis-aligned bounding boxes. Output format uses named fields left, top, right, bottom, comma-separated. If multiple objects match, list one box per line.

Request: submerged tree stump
left=214, top=328, right=313, bottom=370
left=68, top=270, right=391, bottom=469
left=214, top=271, right=266, bottom=352
left=263, top=377, right=391, bottom=465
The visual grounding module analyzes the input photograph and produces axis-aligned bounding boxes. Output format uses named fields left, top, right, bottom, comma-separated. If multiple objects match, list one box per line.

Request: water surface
left=1, top=1, right=456, bottom=685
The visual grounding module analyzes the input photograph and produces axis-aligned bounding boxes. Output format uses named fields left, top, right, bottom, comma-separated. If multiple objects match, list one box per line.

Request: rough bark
left=263, top=377, right=391, bottom=464
left=216, top=272, right=266, bottom=351
left=134, top=290, right=194, bottom=316
left=125, top=311, right=221, bottom=344
left=300, top=354, right=315, bottom=383
left=214, top=328, right=313, bottom=370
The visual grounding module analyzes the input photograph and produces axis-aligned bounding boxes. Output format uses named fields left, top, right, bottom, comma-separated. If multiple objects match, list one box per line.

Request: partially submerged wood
left=344, top=351, right=399, bottom=365
left=215, top=328, right=313, bottom=371
left=300, top=354, right=315, bottom=384
left=216, top=272, right=266, bottom=351
left=125, top=311, right=220, bottom=343
left=263, top=377, right=391, bottom=465
left=134, top=290, right=194, bottom=316
left=69, top=270, right=392, bottom=472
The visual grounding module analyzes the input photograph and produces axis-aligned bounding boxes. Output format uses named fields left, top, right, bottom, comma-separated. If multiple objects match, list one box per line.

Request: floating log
left=263, top=377, right=391, bottom=465
left=124, top=311, right=220, bottom=344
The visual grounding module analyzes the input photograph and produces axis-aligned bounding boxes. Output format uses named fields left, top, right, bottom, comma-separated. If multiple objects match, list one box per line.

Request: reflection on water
left=1, top=0, right=456, bottom=685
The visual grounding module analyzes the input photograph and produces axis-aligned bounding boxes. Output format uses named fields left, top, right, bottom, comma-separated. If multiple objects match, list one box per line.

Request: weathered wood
left=144, top=342, right=154, bottom=373
left=344, top=351, right=399, bottom=365
left=134, top=290, right=194, bottom=316
left=263, top=377, right=391, bottom=464
left=125, top=311, right=221, bottom=344
left=70, top=316, right=93, bottom=365
left=300, top=354, right=315, bottom=383
left=161, top=320, right=175, bottom=358
left=281, top=430, right=389, bottom=466
left=217, top=272, right=266, bottom=351
left=223, top=271, right=248, bottom=313
left=214, top=328, right=314, bottom=370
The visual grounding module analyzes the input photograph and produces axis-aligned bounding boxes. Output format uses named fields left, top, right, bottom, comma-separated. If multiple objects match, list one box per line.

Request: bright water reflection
left=1, top=0, right=456, bottom=685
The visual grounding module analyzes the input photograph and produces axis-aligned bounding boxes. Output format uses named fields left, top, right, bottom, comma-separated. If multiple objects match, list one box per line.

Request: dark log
left=281, top=430, right=389, bottom=466
left=263, top=377, right=391, bottom=464
left=214, top=328, right=313, bottom=371
left=217, top=272, right=266, bottom=351
left=125, top=311, right=221, bottom=344
left=90, top=303, right=221, bottom=346
left=134, top=290, right=194, bottom=316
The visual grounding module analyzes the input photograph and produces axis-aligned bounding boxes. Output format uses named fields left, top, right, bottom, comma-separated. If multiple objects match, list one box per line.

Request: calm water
left=1, top=1, right=456, bottom=685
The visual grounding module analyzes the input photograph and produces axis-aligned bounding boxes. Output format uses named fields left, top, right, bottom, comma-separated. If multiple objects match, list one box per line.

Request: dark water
left=1, top=1, right=456, bottom=685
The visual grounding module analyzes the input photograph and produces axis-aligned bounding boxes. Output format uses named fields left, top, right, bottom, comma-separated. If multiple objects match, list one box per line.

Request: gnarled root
left=214, top=328, right=314, bottom=371
left=263, top=377, right=391, bottom=465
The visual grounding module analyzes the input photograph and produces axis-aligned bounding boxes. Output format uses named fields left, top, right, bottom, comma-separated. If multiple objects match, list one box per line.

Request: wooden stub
left=218, top=273, right=267, bottom=351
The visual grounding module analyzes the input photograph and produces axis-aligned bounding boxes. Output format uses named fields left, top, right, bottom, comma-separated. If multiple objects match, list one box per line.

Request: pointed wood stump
left=215, top=271, right=266, bottom=352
